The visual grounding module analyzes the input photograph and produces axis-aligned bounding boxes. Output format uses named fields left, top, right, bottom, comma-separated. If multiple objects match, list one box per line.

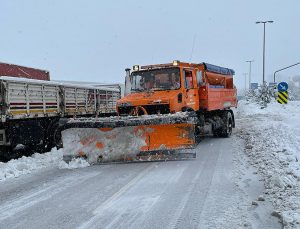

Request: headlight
left=133, top=65, right=140, bottom=71
left=173, top=60, right=179, bottom=66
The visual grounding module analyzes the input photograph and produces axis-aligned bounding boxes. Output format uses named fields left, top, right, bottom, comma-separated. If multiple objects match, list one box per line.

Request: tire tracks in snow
left=0, top=170, right=101, bottom=221
left=169, top=145, right=219, bottom=229
left=77, top=163, right=157, bottom=229
left=78, top=161, right=190, bottom=229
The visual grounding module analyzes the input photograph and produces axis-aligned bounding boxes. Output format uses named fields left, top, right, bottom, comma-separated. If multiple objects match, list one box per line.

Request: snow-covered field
left=236, top=100, right=300, bottom=228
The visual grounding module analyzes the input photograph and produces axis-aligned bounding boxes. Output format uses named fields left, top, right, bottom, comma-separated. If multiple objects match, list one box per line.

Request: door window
left=184, top=70, right=194, bottom=89
left=196, top=70, right=203, bottom=86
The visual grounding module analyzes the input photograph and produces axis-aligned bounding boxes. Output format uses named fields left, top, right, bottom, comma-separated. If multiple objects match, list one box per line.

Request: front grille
left=118, top=104, right=170, bottom=115
left=118, top=106, right=132, bottom=115
left=143, top=104, right=170, bottom=114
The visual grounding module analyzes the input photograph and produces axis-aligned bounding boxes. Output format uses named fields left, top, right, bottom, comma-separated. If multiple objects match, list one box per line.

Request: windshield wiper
left=152, top=88, right=169, bottom=91
left=131, top=88, right=144, bottom=92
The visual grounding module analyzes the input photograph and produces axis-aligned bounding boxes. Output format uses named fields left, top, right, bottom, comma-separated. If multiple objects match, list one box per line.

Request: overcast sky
left=1, top=0, right=300, bottom=92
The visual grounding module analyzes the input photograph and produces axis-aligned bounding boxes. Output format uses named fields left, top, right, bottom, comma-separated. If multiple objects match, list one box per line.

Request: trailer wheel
left=0, top=146, right=26, bottom=162
left=44, top=120, right=62, bottom=151
left=52, top=122, right=63, bottom=148
left=0, top=146, right=12, bottom=162
left=220, top=111, right=233, bottom=137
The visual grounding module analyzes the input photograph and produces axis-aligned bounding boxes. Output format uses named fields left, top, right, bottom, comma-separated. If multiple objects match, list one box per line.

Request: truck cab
left=117, top=61, right=204, bottom=115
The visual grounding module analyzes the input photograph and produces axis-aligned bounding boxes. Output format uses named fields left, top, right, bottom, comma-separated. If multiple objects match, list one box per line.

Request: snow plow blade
left=59, top=113, right=197, bottom=163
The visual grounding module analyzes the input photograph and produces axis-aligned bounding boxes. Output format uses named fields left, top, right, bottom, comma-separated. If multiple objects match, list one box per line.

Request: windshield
left=131, top=68, right=180, bottom=92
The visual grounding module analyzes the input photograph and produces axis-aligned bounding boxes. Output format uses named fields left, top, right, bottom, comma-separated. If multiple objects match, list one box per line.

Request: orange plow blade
left=60, top=113, right=197, bottom=163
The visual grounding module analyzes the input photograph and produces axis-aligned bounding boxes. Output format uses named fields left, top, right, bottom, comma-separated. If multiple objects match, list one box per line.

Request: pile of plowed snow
left=0, top=148, right=89, bottom=182
left=236, top=100, right=300, bottom=229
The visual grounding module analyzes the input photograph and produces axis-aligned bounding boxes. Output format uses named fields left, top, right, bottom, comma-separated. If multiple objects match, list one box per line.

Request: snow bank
left=237, top=100, right=300, bottom=228
left=0, top=148, right=90, bottom=182
left=59, top=157, right=90, bottom=169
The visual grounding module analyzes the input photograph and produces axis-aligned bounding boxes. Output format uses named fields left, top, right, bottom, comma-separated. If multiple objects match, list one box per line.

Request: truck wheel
left=220, top=112, right=233, bottom=137
left=213, top=129, right=221, bottom=137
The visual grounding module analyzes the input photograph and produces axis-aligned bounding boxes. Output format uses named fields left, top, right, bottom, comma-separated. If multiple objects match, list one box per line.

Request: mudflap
left=60, top=115, right=197, bottom=163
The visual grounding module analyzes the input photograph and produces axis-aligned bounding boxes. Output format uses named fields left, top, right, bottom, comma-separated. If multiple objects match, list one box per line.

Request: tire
left=44, top=120, right=62, bottom=152
left=52, top=122, right=63, bottom=149
left=0, top=146, right=12, bottom=162
left=213, top=130, right=221, bottom=137
left=220, top=111, right=233, bottom=137
left=0, top=146, right=24, bottom=162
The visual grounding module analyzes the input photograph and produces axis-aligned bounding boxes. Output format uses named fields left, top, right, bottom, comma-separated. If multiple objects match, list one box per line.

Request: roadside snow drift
left=237, top=100, right=300, bottom=229
left=0, top=148, right=89, bottom=182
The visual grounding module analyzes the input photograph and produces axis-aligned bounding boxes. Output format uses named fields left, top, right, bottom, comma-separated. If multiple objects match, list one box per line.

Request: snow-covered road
left=0, top=135, right=281, bottom=229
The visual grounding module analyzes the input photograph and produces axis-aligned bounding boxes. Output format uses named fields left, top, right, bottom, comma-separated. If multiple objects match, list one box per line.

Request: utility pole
left=243, top=73, right=248, bottom=96
left=246, top=60, right=254, bottom=89
left=256, top=21, right=273, bottom=85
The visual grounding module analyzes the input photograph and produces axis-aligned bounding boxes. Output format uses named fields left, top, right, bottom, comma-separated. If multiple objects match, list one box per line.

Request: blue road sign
left=251, top=83, right=258, bottom=90
left=278, top=82, right=288, bottom=92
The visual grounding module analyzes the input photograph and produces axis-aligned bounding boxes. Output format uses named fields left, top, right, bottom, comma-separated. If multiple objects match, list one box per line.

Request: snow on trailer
left=0, top=76, right=121, bottom=160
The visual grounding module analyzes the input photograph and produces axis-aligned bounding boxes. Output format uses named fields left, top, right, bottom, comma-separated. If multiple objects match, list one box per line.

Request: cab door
left=182, top=69, right=199, bottom=111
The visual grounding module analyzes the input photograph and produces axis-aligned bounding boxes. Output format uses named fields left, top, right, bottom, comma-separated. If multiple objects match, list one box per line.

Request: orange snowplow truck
left=60, top=60, right=237, bottom=163
left=118, top=60, right=237, bottom=116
